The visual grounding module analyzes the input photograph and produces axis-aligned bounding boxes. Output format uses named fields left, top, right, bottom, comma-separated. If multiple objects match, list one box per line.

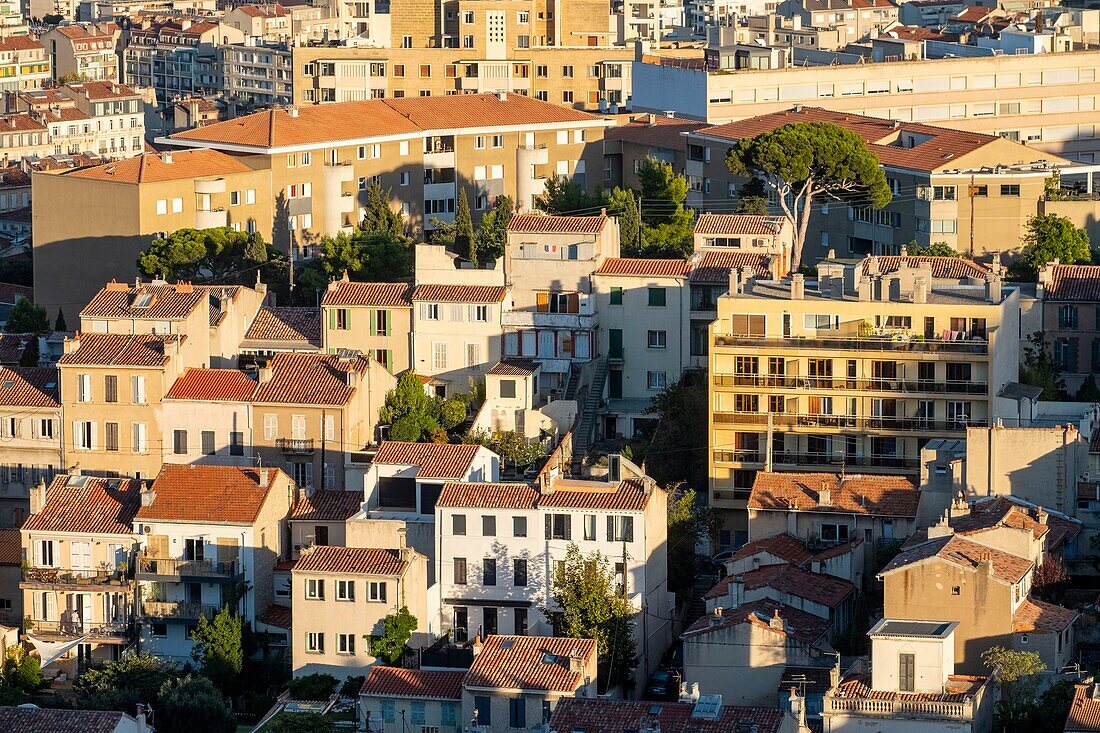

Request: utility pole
left=967, top=176, right=979, bottom=257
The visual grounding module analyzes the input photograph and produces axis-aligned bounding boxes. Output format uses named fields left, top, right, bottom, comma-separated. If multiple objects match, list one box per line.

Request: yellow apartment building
left=708, top=257, right=1021, bottom=542
left=321, top=278, right=413, bottom=375
left=57, top=333, right=187, bottom=480
left=0, top=367, right=61, bottom=528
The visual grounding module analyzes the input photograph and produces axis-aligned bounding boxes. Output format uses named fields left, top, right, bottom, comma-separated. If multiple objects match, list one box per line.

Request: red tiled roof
left=683, top=597, right=830, bottom=645
left=0, top=37, right=44, bottom=52
left=595, top=258, right=690, bottom=278
left=136, top=464, right=287, bottom=524
left=1013, top=597, right=1078, bottom=633
left=57, top=333, right=181, bottom=367
left=256, top=604, right=292, bottom=629
left=252, top=352, right=369, bottom=406
left=604, top=115, right=707, bottom=151
left=1044, top=264, right=1100, bottom=301
left=550, top=698, right=787, bottom=733
left=507, top=214, right=609, bottom=235
left=23, top=475, right=140, bottom=535
left=485, top=358, right=539, bottom=376
left=410, top=284, right=508, bottom=303
left=0, top=528, right=22, bottom=565
left=539, top=477, right=654, bottom=511
left=688, top=251, right=775, bottom=283
left=739, top=563, right=855, bottom=608
left=437, top=482, right=539, bottom=509
left=0, top=334, right=30, bottom=365
left=465, top=635, right=596, bottom=692
left=951, top=496, right=1049, bottom=538
left=0, top=708, right=135, bottom=733
left=1065, top=684, right=1100, bottom=731
left=166, top=368, right=256, bottom=401
left=360, top=667, right=465, bottom=700
left=880, top=534, right=1033, bottom=584
left=289, top=489, right=362, bottom=521
left=321, top=281, right=413, bottom=307
left=66, top=149, right=253, bottom=183
left=832, top=674, right=987, bottom=704
left=695, top=214, right=787, bottom=236
left=862, top=255, right=991, bottom=280
left=749, top=472, right=919, bottom=517
left=0, top=367, right=59, bottom=408
left=731, top=533, right=815, bottom=567
left=244, top=307, right=321, bottom=345
left=293, top=545, right=408, bottom=576
left=373, top=441, right=481, bottom=479
left=81, top=282, right=206, bottom=320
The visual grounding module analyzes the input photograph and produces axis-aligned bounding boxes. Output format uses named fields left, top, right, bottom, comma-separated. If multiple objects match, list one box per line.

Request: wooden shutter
left=369, top=309, right=377, bottom=336
left=148, top=535, right=169, bottom=558
left=607, top=516, right=614, bottom=541
left=536, top=292, right=549, bottom=313
left=567, top=293, right=579, bottom=314
left=328, top=309, right=336, bottom=330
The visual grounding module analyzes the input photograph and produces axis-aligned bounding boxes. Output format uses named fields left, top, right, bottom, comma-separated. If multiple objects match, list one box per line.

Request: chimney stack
left=29, top=478, right=47, bottom=515
left=817, top=481, right=831, bottom=506
left=471, top=635, right=483, bottom=655
left=139, top=481, right=155, bottom=507
left=986, top=274, right=1003, bottom=303
left=729, top=268, right=742, bottom=295
left=857, top=276, right=872, bottom=302
left=913, top=276, right=928, bottom=304
left=769, top=608, right=785, bottom=632
left=790, top=272, right=805, bottom=300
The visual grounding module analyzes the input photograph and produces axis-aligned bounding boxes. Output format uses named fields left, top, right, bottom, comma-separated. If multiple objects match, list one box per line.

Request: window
left=515, top=607, right=528, bottom=636
left=647, top=371, right=667, bottom=390
left=647, top=288, right=666, bottom=306
left=245, top=189, right=255, bottom=204
left=433, top=342, right=447, bottom=370
left=131, top=376, right=145, bottom=404
left=132, top=423, right=146, bottom=453
left=1060, top=305, right=1079, bottom=329
left=513, top=516, right=527, bottom=537
left=77, top=374, right=91, bottom=402
left=473, top=304, right=489, bottom=322
left=951, top=586, right=961, bottom=595
left=453, top=514, right=466, bottom=535
left=609, top=286, right=623, bottom=305
left=609, top=515, right=634, bottom=542
left=367, top=581, right=387, bottom=602
left=425, top=303, right=440, bottom=321
left=454, top=557, right=467, bottom=584
left=39, top=418, right=54, bottom=439
left=804, top=314, right=839, bottom=330
left=200, top=430, right=215, bottom=456
left=547, top=513, right=571, bottom=540
left=509, top=698, right=526, bottom=728
left=337, top=633, right=355, bottom=654
left=499, top=379, right=516, bottom=399
left=491, top=134, right=504, bottom=148
left=820, top=523, right=850, bottom=543
left=1000, top=184, right=1020, bottom=196
left=305, top=578, right=325, bottom=599
left=482, top=515, right=496, bottom=536
left=419, top=64, right=431, bottom=78
left=482, top=558, right=497, bottom=586
left=899, top=653, right=915, bottom=692
left=514, top=558, right=528, bottom=586
left=647, top=330, right=666, bottom=349
left=173, top=430, right=187, bottom=455
left=336, top=580, right=355, bottom=601
left=171, top=198, right=183, bottom=213
left=584, top=514, right=596, bottom=541
left=104, top=375, right=117, bottom=403
left=474, top=696, right=491, bottom=727
left=306, top=632, right=324, bottom=653
left=932, top=185, right=957, bottom=200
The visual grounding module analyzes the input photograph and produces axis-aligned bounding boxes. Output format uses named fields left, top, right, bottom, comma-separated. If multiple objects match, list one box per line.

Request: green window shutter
left=345, top=308, right=351, bottom=330
left=327, top=308, right=336, bottom=330
left=383, top=310, right=391, bottom=336
left=369, top=309, right=376, bottom=336
left=385, top=350, right=393, bottom=372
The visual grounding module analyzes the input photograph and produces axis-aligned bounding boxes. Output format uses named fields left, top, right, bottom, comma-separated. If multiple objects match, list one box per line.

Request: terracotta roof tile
left=0, top=367, right=59, bottom=408
left=66, top=149, right=252, bottom=183
left=832, top=674, right=986, bottom=703
left=550, top=698, right=787, bottom=733
left=289, top=489, right=362, bottom=521
left=695, top=214, right=787, bottom=236
left=595, top=258, right=690, bottom=278
left=1013, top=597, right=1078, bottom=633
left=604, top=115, right=707, bottom=151
left=861, top=255, right=991, bottom=280
left=81, top=282, right=206, bottom=320
left=465, top=635, right=596, bottom=692
left=166, top=368, right=256, bottom=401
left=244, top=307, right=321, bottom=345
left=0, top=528, right=23, bottom=565
left=373, top=441, right=481, bottom=479
left=539, top=477, right=653, bottom=511
left=0, top=334, right=30, bottom=365
left=320, top=281, right=413, bottom=307
left=252, top=352, right=368, bottom=406
left=437, top=482, right=539, bottom=509
left=731, top=533, right=815, bottom=567
left=57, top=333, right=181, bottom=367
left=1044, top=264, right=1100, bottom=301
left=688, top=251, right=775, bottom=283
left=507, top=214, right=608, bottom=235
left=360, top=667, right=464, bottom=701
left=739, top=563, right=855, bottom=608
left=256, top=604, right=292, bottom=629
left=0, top=37, right=44, bottom=52
left=0, top=113, right=46, bottom=133
left=1065, top=684, right=1100, bottom=731
left=0, top=708, right=134, bottom=733
left=683, top=597, right=829, bottom=645
left=749, top=472, right=919, bottom=517
left=880, top=535, right=1033, bottom=584
left=136, top=464, right=287, bottom=524
left=293, top=545, right=408, bottom=576
left=485, top=358, right=539, bottom=376
left=410, top=284, right=507, bottom=303
left=22, top=475, right=140, bottom=535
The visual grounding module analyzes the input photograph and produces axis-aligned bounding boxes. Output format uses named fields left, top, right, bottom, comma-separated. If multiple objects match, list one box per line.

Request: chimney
left=258, top=364, right=274, bottom=383
left=977, top=551, right=994, bottom=576
left=769, top=608, right=785, bottom=632
left=729, top=268, right=742, bottom=295
left=1037, top=508, right=1049, bottom=525
left=790, top=272, right=805, bottom=300
left=496, top=91, right=508, bottom=101
left=258, top=468, right=270, bottom=488
left=866, top=255, right=880, bottom=277
left=647, top=112, right=656, bottom=126
left=829, top=664, right=840, bottom=691
left=29, top=478, right=47, bottom=515
left=913, top=276, right=928, bottom=304
left=139, top=481, right=155, bottom=507
left=162, top=151, right=173, bottom=164
left=986, top=274, right=1002, bottom=303
left=471, top=635, right=483, bottom=655
left=709, top=607, right=724, bottom=627
left=818, top=481, right=832, bottom=506
left=569, top=652, right=584, bottom=674
left=397, top=525, right=407, bottom=548
left=927, top=514, right=955, bottom=538
left=64, top=332, right=82, bottom=354
left=857, top=276, right=872, bottom=302
left=287, top=106, right=299, bottom=117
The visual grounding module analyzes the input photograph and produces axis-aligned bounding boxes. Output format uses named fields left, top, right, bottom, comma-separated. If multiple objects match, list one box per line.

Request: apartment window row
left=171, top=429, right=246, bottom=456
left=544, top=513, right=634, bottom=542
left=421, top=303, right=491, bottom=322
left=72, top=421, right=151, bottom=453
left=305, top=577, right=388, bottom=602
left=262, top=413, right=337, bottom=442
left=0, top=416, right=56, bottom=440
left=450, top=557, right=528, bottom=587
left=79, top=374, right=146, bottom=404
left=452, top=513, right=527, bottom=537
left=328, top=307, right=392, bottom=335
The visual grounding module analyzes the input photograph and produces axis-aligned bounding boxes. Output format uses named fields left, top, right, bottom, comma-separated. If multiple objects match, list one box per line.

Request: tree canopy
left=1020, top=331, right=1065, bottom=399
left=1013, top=213, right=1093, bottom=280
left=75, top=652, right=175, bottom=713
left=137, top=227, right=281, bottom=284
left=370, top=606, right=418, bottom=665
left=190, top=606, right=243, bottom=694
left=667, top=487, right=718, bottom=601
left=379, top=372, right=468, bottom=442
left=156, top=675, right=236, bottom=733
left=534, top=175, right=604, bottom=215
left=360, top=182, right=407, bottom=239
left=474, top=195, right=515, bottom=264
left=5, top=298, right=48, bottom=334
left=905, top=241, right=961, bottom=257
left=726, top=121, right=891, bottom=270
left=645, top=373, right=707, bottom=489
left=606, top=187, right=641, bottom=254
left=454, top=189, right=476, bottom=263
left=637, top=158, right=694, bottom=258
left=464, top=429, right=548, bottom=470
left=288, top=673, right=338, bottom=700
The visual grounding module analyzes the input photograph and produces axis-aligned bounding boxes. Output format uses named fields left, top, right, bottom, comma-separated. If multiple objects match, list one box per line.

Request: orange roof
left=507, top=214, right=609, bottom=235
left=57, top=333, right=182, bottom=367
left=437, top=482, right=539, bottom=509
left=410, top=284, right=507, bottom=303
left=236, top=3, right=289, bottom=16
left=1044, top=264, right=1100, bottom=301
left=252, top=352, right=369, bottom=406
left=832, top=674, right=987, bottom=704
left=862, top=255, right=991, bottom=280
left=166, top=368, right=256, bottom=401
left=293, top=545, right=409, bottom=576
left=289, top=489, right=362, bottom=521
left=683, top=597, right=829, bottom=645
left=695, top=214, right=786, bottom=236
left=540, top=477, right=654, bottom=511
left=243, top=307, right=321, bottom=345
left=373, top=441, right=481, bottom=479
left=749, top=471, right=919, bottom=517
left=738, top=563, right=855, bottom=608
left=730, top=533, right=815, bottom=567
left=81, top=282, right=206, bottom=320
left=0, top=709, right=139, bottom=733
left=23, top=475, right=140, bottom=535
left=321, top=281, right=412, bottom=307
left=256, top=604, right=292, bottom=629
left=465, top=635, right=596, bottom=692
left=485, top=359, right=539, bottom=376
left=136, top=464, right=288, bottom=524
left=605, top=114, right=707, bottom=151
left=71, top=80, right=140, bottom=100
left=595, top=258, right=690, bottom=278
left=1013, top=597, right=1078, bottom=633
left=171, top=94, right=603, bottom=150
left=361, top=667, right=464, bottom=701
left=66, top=149, right=252, bottom=184
left=1065, top=684, right=1100, bottom=732
left=0, top=37, right=43, bottom=52
left=0, top=367, right=58, bottom=408
left=0, top=113, right=46, bottom=133
left=881, top=534, right=1033, bottom=584
left=688, top=251, right=775, bottom=283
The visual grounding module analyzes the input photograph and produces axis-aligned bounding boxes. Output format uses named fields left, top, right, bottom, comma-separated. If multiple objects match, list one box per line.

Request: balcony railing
left=713, top=450, right=920, bottom=470
left=22, top=565, right=133, bottom=586
left=137, top=554, right=240, bottom=580
left=824, top=696, right=971, bottom=720
left=276, top=437, right=314, bottom=455
left=141, top=600, right=218, bottom=621
left=713, top=374, right=989, bottom=395
left=26, top=619, right=132, bottom=639
left=713, top=411, right=985, bottom=433
left=713, top=335, right=988, bottom=355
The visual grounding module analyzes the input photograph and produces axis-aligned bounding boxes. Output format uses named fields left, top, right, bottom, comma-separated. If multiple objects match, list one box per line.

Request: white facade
left=160, top=397, right=254, bottom=465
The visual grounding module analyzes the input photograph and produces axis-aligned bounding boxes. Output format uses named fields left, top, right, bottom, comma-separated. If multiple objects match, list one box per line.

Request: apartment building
left=411, top=284, right=509, bottom=394
left=359, top=667, right=465, bottom=733
left=0, top=367, right=62, bottom=528
left=434, top=458, right=671, bottom=688
left=21, top=475, right=140, bottom=673
left=161, top=368, right=256, bottom=466
left=291, top=544, right=428, bottom=676
left=602, top=113, right=707, bottom=191
left=685, top=106, right=1100, bottom=262
left=726, top=531, right=865, bottom=585
left=0, top=36, right=50, bottom=94
left=707, top=257, right=1020, bottom=542
left=777, top=0, right=899, bottom=41
left=288, top=488, right=362, bottom=553
left=134, top=464, right=293, bottom=660
left=39, top=24, right=119, bottom=83
left=122, top=19, right=245, bottom=106
left=224, top=3, right=291, bottom=39
left=18, top=81, right=146, bottom=159
left=321, top=279, right=413, bottom=374
left=621, top=0, right=684, bottom=43
left=222, top=41, right=293, bottom=107
left=1036, top=264, right=1100, bottom=384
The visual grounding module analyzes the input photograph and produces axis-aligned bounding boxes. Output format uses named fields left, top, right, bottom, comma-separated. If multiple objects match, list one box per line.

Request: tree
left=475, top=195, right=515, bottom=264
left=267, top=713, right=336, bottom=733
left=606, top=187, right=641, bottom=256
left=190, top=606, right=243, bottom=693
left=370, top=606, right=417, bottom=665
left=1032, top=556, right=1069, bottom=603
left=340, top=675, right=365, bottom=697
left=645, top=373, right=707, bottom=489
left=1013, top=213, right=1093, bottom=281
left=2, top=645, right=42, bottom=693
left=360, top=183, right=406, bottom=240
left=1078, top=374, right=1100, bottom=403
left=726, top=122, right=891, bottom=270
left=904, top=241, right=960, bottom=257
left=287, top=673, right=338, bottom=700
left=735, top=178, right=770, bottom=216
left=535, top=174, right=604, bottom=215
left=156, top=675, right=236, bottom=733
left=137, top=227, right=284, bottom=285
left=637, top=157, right=694, bottom=258
left=76, top=652, right=176, bottom=712
left=454, top=189, right=476, bottom=263
left=6, top=298, right=48, bottom=333
left=543, top=544, right=638, bottom=692
left=18, top=335, right=38, bottom=367
left=984, top=646, right=1046, bottom=726
left=54, top=308, right=67, bottom=331
left=666, top=487, right=719, bottom=602
left=464, top=429, right=547, bottom=470
left=1020, top=332, right=1065, bottom=399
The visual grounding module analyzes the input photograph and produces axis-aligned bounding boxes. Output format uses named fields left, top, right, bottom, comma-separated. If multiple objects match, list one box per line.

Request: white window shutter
left=32, top=593, right=41, bottom=619
left=46, top=593, right=57, bottom=622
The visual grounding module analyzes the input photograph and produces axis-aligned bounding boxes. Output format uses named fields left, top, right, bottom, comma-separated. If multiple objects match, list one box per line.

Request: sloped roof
left=688, top=251, right=775, bottom=283
left=485, top=358, right=539, bottom=376
left=539, top=477, right=653, bottom=511
left=0, top=367, right=59, bottom=408
left=595, top=258, right=691, bottom=278
left=0, top=528, right=20, bottom=565
left=256, top=604, right=292, bottom=629
left=1013, top=597, right=1078, bottom=633
left=730, top=533, right=815, bottom=567
left=465, top=635, right=597, bottom=693
left=320, top=281, right=413, bottom=307
left=289, top=489, right=363, bottom=521
left=1044, top=264, right=1100, bottom=302
left=880, top=534, right=1033, bottom=583
left=695, top=214, right=786, bottom=236
left=293, top=545, right=408, bottom=576
left=252, top=352, right=368, bottom=406
left=57, top=333, right=181, bottom=367
left=66, top=149, right=252, bottom=183
left=1065, top=684, right=1100, bottom=732
left=244, top=307, right=321, bottom=346
left=683, top=597, right=830, bottom=645
left=372, top=441, right=481, bottom=479
left=507, top=214, right=609, bottom=235
left=81, top=282, right=206, bottom=320
left=437, top=482, right=539, bottom=509
left=136, top=464, right=287, bottom=524
left=748, top=472, right=920, bottom=517
left=738, top=563, right=855, bottom=608
left=22, top=475, right=140, bottom=535
left=831, top=674, right=987, bottom=704
left=0, top=708, right=135, bottom=733
left=360, top=667, right=465, bottom=701
left=410, top=284, right=508, bottom=303
left=604, top=114, right=707, bottom=151
left=165, top=368, right=256, bottom=401
left=862, top=255, right=991, bottom=280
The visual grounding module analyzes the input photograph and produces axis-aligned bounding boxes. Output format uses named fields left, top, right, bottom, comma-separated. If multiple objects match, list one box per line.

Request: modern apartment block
left=38, top=24, right=119, bottom=83
left=0, top=36, right=50, bottom=94
left=122, top=18, right=245, bottom=105
left=707, top=256, right=1021, bottom=541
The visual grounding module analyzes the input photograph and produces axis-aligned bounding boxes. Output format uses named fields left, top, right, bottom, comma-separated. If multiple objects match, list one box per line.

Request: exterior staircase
left=563, top=366, right=581, bottom=401
left=570, top=358, right=609, bottom=475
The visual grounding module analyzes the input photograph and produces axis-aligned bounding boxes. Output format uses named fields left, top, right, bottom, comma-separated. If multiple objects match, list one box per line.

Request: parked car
left=645, top=669, right=679, bottom=700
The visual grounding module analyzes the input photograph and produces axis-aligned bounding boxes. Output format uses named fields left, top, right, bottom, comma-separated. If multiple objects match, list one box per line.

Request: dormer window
left=132, top=292, right=154, bottom=308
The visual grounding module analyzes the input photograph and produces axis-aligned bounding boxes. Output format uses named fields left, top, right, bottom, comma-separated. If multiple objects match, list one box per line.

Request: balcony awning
left=27, top=634, right=86, bottom=668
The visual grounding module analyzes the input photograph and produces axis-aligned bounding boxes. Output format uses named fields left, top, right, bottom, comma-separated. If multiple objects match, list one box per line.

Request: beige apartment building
left=0, top=36, right=50, bottom=94
left=0, top=367, right=62, bottom=529
left=291, top=544, right=428, bottom=677
left=708, top=257, right=1021, bottom=542
left=602, top=113, right=708, bottom=191
left=161, top=368, right=256, bottom=466
left=411, top=283, right=510, bottom=395
left=321, top=278, right=413, bottom=374
left=634, top=48, right=1100, bottom=161
left=39, top=24, right=119, bottom=83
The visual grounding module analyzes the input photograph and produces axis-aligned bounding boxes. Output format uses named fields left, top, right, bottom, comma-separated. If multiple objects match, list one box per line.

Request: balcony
left=824, top=696, right=972, bottom=721
left=713, top=374, right=989, bottom=395
left=276, top=437, right=315, bottom=455
left=195, top=207, right=228, bottom=229
left=137, top=554, right=241, bottom=582
left=501, top=310, right=596, bottom=330
left=424, top=149, right=456, bottom=170
left=713, top=335, right=988, bottom=355
left=26, top=618, right=132, bottom=641
left=194, top=177, right=226, bottom=195
left=22, top=565, right=133, bottom=589
left=141, top=600, right=218, bottom=621
left=713, top=450, right=920, bottom=470
left=713, top=411, right=986, bottom=433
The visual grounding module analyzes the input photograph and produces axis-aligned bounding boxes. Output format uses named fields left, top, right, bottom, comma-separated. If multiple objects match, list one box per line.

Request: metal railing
left=713, top=450, right=920, bottom=470
left=712, top=374, right=989, bottom=395
left=276, top=437, right=315, bottom=454
left=714, top=335, right=988, bottom=354
left=713, top=412, right=985, bottom=432
left=824, top=696, right=971, bottom=719
left=26, top=619, right=132, bottom=638
left=22, top=566, right=133, bottom=585
left=141, top=600, right=218, bottom=620
left=137, top=554, right=239, bottom=579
